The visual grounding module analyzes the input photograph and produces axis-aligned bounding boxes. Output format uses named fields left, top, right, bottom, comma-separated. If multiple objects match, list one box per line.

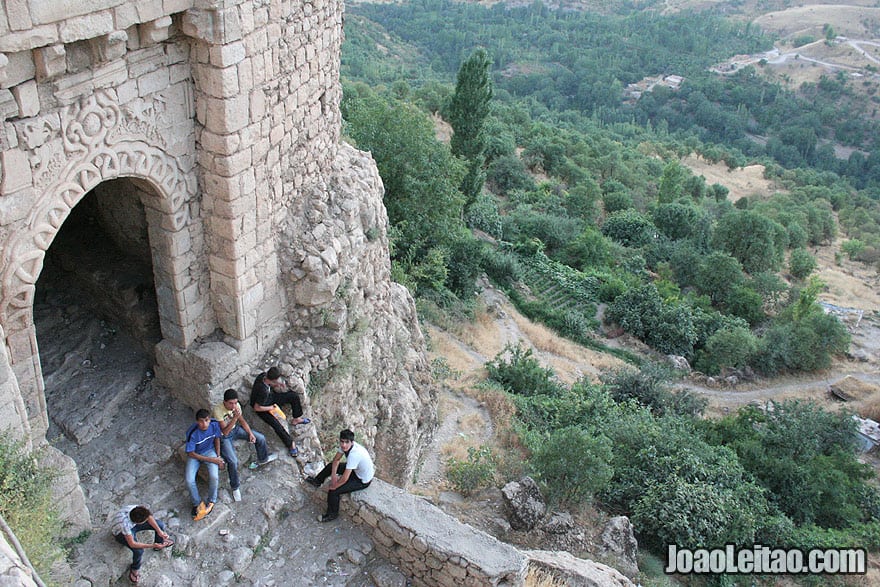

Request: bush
left=528, top=427, right=613, bottom=506
left=601, top=364, right=705, bottom=417
left=481, top=247, right=523, bottom=285
left=486, top=344, right=566, bottom=397
left=789, top=248, right=818, bottom=280
left=446, top=446, right=496, bottom=496
left=601, top=209, right=657, bottom=248
left=0, top=435, right=62, bottom=580
left=696, top=325, right=759, bottom=375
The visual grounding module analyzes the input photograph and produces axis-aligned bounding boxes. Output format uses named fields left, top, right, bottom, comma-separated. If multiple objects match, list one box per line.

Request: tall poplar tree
left=447, top=48, right=493, bottom=212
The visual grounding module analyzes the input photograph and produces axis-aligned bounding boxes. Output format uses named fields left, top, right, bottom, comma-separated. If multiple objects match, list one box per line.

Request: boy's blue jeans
left=185, top=451, right=219, bottom=507
left=220, top=426, right=270, bottom=490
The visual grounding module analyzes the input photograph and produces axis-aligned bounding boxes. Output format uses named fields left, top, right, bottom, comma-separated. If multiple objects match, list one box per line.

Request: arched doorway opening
left=34, top=178, right=162, bottom=445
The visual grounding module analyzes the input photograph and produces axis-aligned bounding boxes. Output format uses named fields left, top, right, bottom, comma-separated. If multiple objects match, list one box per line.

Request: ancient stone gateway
left=0, top=0, right=436, bottom=532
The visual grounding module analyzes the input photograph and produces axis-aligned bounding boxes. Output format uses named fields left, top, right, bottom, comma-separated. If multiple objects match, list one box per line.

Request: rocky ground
left=37, top=285, right=413, bottom=587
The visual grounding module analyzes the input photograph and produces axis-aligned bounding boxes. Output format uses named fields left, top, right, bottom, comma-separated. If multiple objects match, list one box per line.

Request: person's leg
left=326, top=473, right=370, bottom=516
left=114, top=533, right=144, bottom=570
left=255, top=410, right=293, bottom=449
left=205, top=453, right=220, bottom=505
left=185, top=457, right=202, bottom=507
left=272, top=390, right=304, bottom=420
left=220, top=434, right=241, bottom=491
left=251, top=429, right=270, bottom=462
left=131, top=520, right=165, bottom=545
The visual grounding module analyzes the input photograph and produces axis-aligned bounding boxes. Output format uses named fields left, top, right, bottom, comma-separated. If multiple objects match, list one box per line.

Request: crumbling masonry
left=0, top=0, right=435, bottom=535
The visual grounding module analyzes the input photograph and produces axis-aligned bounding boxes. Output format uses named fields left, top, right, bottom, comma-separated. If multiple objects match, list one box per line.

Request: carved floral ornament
left=0, top=89, right=194, bottom=333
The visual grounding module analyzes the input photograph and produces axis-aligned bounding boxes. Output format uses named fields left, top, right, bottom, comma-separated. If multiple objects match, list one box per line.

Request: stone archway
left=0, top=90, right=204, bottom=438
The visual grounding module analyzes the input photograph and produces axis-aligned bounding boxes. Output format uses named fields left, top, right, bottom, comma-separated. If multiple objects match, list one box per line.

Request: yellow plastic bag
left=270, top=406, right=286, bottom=420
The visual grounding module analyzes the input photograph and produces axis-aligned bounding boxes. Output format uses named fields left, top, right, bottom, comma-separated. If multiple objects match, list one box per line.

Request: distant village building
left=623, top=74, right=685, bottom=103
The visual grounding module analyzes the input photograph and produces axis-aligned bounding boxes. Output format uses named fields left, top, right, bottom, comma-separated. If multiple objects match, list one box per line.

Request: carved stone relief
left=0, top=88, right=195, bottom=338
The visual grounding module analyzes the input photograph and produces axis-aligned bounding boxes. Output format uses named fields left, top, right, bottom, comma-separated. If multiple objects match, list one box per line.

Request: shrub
left=528, top=426, right=613, bottom=506
left=601, top=209, right=657, bottom=247
left=0, top=435, right=62, bottom=580
left=789, top=248, right=817, bottom=280
left=601, top=364, right=705, bottom=417
left=446, top=445, right=496, bottom=496
left=486, top=344, right=566, bottom=397
left=696, top=326, right=759, bottom=375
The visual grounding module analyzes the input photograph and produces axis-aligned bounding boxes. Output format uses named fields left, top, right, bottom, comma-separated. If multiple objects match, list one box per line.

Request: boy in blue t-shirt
left=185, top=409, right=225, bottom=521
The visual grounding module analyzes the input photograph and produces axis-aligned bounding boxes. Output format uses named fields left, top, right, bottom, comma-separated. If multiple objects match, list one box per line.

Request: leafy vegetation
left=0, top=435, right=62, bottom=583
left=341, top=0, right=880, bottom=571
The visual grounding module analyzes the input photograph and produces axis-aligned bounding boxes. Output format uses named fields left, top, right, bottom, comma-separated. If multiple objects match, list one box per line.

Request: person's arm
left=328, top=467, right=352, bottom=490
left=216, top=411, right=239, bottom=436
left=252, top=402, right=276, bottom=413
left=146, top=515, right=169, bottom=542
left=237, top=414, right=257, bottom=443
left=329, top=451, right=344, bottom=486
left=213, top=436, right=224, bottom=468
left=187, top=450, right=224, bottom=466
left=123, top=531, right=165, bottom=550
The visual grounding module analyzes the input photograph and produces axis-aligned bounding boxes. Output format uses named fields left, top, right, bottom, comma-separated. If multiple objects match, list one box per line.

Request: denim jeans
left=185, top=450, right=219, bottom=507
left=114, top=519, right=166, bottom=570
left=220, top=426, right=269, bottom=490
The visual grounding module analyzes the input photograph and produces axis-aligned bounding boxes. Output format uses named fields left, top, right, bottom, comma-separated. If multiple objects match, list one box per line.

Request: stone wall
left=1, top=0, right=435, bottom=522
left=317, top=479, right=636, bottom=587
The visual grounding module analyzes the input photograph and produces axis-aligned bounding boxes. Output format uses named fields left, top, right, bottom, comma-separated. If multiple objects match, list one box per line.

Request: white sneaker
left=232, top=488, right=241, bottom=502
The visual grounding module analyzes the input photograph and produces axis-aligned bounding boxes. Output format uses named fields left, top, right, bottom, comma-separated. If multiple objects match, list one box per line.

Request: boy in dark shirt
left=250, top=366, right=309, bottom=457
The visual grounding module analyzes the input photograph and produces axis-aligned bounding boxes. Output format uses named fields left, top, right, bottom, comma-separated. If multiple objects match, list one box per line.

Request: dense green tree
left=709, top=401, right=876, bottom=528
left=713, top=209, right=787, bottom=274
left=447, top=48, right=493, bottom=210
left=601, top=209, right=657, bottom=247
left=657, top=161, right=686, bottom=204
left=342, top=84, right=466, bottom=295
left=695, top=251, right=744, bottom=306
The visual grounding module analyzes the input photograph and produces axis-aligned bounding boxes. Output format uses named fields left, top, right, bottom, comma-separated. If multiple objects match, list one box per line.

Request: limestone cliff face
left=271, top=143, right=437, bottom=486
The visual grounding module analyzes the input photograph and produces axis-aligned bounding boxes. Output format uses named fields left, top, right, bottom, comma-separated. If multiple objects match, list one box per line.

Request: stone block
left=210, top=41, right=246, bottom=68
left=0, top=189, right=33, bottom=223
left=204, top=94, right=249, bottom=134
left=0, top=25, right=58, bottom=53
left=30, top=0, right=124, bottom=25
left=137, top=67, right=169, bottom=96
left=10, top=80, right=39, bottom=117
left=91, top=59, right=128, bottom=90
left=140, top=15, right=173, bottom=45
left=198, top=64, right=240, bottom=99
left=137, top=0, right=164, bottom=22
left=213, top=149, right=252, bottom=177
left=0, top=149, right=31, bottom=194
left=34, top=45, right=66, bottom=81
left=60, top=11, right=114, bottom=44
left=0, top=51, right=35, bottom=89
left=5, top=0, right=32, bottom=31
left=89, top=30, right=128, bottom=63
left=114, top=3, right=139, bottom=31
left=182, top=9, right=215, bottom=43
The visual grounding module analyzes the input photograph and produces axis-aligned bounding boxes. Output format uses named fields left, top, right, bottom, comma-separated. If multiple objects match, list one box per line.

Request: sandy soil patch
left=681, top=154, right=780, bottom=202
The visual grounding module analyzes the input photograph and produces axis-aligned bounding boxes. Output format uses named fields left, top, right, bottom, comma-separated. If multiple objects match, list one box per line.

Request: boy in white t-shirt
left=305, top=428, right=374, bottom=522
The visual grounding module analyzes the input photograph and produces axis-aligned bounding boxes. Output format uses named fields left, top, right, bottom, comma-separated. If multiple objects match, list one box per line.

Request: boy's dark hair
left=195, top=408, right=211, bottom=420
left=223, top=389, right=238, bottom=401
left=266, top=366, right=281, bottom=380
left=129, top=506, right=151, bottom=524
left=339, top=429, right=355, bottom=442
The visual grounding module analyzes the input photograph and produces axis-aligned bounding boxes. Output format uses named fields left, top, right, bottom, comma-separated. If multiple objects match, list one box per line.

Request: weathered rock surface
left=501, top=476, right=546, bottom=531
left=598, top=516, right=639, bottom=578
left=525, top=550, right=636, bottom=587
